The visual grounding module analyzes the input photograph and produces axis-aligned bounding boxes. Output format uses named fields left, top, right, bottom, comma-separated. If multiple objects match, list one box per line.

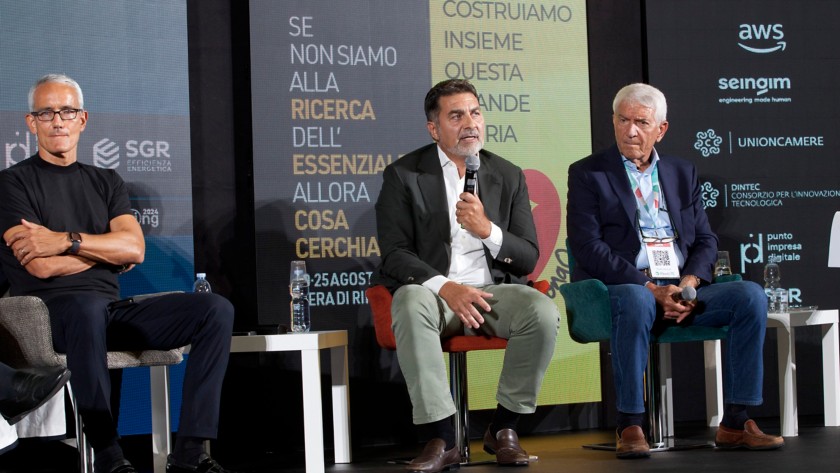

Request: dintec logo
left=700, top=181, right=719, bottom=209
left=93, top=138, right=120, bottom=169
left=737, top=23, right=786, bottom=54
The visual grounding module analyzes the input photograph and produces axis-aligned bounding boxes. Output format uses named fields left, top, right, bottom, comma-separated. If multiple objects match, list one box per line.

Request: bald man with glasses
left=0, top=74, right=238, bottom=473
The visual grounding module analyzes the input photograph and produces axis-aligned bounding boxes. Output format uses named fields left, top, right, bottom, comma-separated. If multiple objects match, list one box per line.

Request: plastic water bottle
left=193, top=273, right=212, bottom=293
left=763, top=257, right=781, bottom=311
left=290, top=261, right=311, bottom=332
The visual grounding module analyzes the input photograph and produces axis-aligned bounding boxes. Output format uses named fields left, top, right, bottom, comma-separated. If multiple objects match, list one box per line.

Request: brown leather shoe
left=616, top=425, right=651, bottom=459
left=715, top=420, right=785, bottom=450
left=483, top=427, right=529, bottom=466
left=406, top=438, right=460, bottom=473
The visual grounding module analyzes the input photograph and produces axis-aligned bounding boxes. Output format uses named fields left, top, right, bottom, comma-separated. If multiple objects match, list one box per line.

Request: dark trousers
left=0, top=362, right=15, bottom=399
left=45, top=292, right=234, bottom=448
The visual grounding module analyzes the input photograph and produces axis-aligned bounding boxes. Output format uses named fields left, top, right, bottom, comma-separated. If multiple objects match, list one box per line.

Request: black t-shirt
left=0, top=155, right=132, bottom=300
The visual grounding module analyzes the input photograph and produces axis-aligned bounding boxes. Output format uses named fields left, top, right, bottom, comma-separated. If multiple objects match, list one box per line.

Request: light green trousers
left=391, top=283, right=560, bottom=425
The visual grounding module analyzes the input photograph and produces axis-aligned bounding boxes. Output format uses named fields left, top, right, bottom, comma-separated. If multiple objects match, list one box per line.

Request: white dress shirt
left=423, top=147, right=504, bottom=294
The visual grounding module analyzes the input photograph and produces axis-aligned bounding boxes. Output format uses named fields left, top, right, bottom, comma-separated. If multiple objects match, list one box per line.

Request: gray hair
left=28, top=73, right=84, bottom=111
left=612, top=83, right=667, bottom=123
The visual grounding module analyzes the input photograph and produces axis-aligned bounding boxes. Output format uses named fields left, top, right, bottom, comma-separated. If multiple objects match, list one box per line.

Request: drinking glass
left=714, top=251, right=732, bottom=277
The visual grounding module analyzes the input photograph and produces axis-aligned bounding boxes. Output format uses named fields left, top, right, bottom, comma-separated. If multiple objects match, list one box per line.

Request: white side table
left=229, top=330, right=351, bottom=473
left=766, top=309, right=840, bottom=437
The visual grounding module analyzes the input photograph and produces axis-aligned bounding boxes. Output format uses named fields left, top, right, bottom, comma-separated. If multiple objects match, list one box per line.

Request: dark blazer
left=373, top=143, right=539, bottom=291
left=566, top=145, right=718, bottom=286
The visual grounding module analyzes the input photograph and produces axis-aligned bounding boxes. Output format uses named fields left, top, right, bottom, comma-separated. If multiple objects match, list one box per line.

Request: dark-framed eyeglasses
left=636, top=209, right=679, bottom=243
left=641, top=234, right=677, bottom=243
left=30, top=109, right=83, bottom=122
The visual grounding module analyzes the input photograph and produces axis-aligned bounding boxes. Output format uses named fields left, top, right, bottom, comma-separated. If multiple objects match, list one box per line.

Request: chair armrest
left=132, top=291, right=183, bottom=301
left=559, top=279, right=612, bottom=343
left=713, top=274, right=742, bottom=283
left=0, top=296, right=65, bottom=368
left=530, top=280, right=550, bottom=294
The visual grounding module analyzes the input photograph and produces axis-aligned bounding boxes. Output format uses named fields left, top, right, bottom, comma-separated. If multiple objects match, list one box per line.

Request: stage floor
left=2, top=418, right=838, bottom=472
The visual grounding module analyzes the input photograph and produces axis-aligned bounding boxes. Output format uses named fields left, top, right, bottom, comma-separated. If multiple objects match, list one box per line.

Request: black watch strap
left=68, top=232, right=82, bottom=255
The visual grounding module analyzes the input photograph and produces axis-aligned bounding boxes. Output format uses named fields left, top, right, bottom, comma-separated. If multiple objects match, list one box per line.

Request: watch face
left=70, top=232, right=81, bottom=242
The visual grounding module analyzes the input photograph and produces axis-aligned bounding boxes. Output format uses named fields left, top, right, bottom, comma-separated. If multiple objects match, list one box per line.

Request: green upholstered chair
left=560, top=242, right=739, bottom=450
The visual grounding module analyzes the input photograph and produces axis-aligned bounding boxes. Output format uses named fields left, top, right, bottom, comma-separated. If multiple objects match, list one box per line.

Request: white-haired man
left=567, top=83, right=784, bottom=458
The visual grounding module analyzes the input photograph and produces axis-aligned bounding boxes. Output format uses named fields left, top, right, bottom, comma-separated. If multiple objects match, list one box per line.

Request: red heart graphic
left=524, top=169, right=561, bottom=281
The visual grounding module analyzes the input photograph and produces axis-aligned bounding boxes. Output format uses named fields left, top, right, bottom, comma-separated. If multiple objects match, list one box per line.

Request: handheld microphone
left=673, top=286, right=697, bottom=303
left=464, top=154, right=480, bottom=195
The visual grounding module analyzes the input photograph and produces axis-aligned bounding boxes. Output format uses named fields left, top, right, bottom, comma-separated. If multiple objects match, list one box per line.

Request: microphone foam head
left=682, top=286, right=697, bottom=301
left=465, top=154, right=480, bottom=171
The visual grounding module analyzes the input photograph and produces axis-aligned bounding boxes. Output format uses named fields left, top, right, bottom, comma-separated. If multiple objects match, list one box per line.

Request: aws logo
left=738, top=23, right=786, bottom=54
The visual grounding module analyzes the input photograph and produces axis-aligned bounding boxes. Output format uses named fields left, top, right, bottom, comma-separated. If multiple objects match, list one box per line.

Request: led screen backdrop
left=646, top=0, right=840, bottom=311
left=249, top=0, right=597, bottom=408
left=0, top=0, right=193, bottom=435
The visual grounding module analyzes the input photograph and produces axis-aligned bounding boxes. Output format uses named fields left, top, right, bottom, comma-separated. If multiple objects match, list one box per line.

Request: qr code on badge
left=652, top=249, right=671, bottom=267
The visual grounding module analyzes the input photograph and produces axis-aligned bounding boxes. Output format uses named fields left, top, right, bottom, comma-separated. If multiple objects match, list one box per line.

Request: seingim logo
left=737, top=23, right=786, bottom=54
left=700, top=181, right=719, bottom=209
left=694, top=129, right=723, bottom=157
left=718, top=76, right=791, bottom=96
left=93, top=138, right=120, bottom=169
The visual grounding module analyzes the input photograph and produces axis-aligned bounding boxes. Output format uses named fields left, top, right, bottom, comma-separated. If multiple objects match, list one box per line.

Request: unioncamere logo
left=93, top=138, right=120, bottom=169
left=694, top=129, right=723, bottom=157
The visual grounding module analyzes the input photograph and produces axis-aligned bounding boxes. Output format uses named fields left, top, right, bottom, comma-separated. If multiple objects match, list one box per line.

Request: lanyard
left=624, top=161, right=661, bottom=224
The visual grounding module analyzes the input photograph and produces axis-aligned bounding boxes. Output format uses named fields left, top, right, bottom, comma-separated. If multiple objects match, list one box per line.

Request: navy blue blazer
left=566, top=145, right=718, bottom=286
left=373, top=143, right=539, bottom=291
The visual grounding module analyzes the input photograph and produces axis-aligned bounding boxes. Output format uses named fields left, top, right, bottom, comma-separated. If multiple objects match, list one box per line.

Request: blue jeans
left=607, top=280, right=767, bottom=414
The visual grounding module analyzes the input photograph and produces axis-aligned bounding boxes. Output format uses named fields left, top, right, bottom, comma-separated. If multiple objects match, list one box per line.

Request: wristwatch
left=683, top=274, right=701, bottom=287
left=68, top=232, right=82, bottom=255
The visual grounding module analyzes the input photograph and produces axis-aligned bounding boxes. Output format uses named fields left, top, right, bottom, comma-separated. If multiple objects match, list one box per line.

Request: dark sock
left=722, top=403, right=749, bottom=430
left=489, top=404, right=520, bottom=436
left=616, top=411, right=644, bottom=434
left=171, top=436, right=206, bottom=467
left=419, top=416, right=456, bottom=450
left=93, top=440, right=128, bottom=473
